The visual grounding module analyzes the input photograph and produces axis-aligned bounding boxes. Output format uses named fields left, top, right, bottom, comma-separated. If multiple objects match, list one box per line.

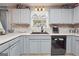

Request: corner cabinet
left=12, top=9, right=30, bottom=24
left=0, top=36, right=24, bottom=56
left=49, top=9, right=73, bottom=24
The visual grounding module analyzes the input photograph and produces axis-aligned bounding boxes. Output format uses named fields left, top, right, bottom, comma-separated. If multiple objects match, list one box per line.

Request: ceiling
left=0, top=3, right=78, bottom=8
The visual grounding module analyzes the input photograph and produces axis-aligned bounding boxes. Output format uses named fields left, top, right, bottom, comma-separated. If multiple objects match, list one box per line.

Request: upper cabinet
left=12, top=9, right=21, bottom=24
left=73, top=6, right=79, bottom=24
left=49, top=9, right=73, bottom=24
left=12, top=9, right=30, bottom=24
left=20, top=9, right=30, bottom=24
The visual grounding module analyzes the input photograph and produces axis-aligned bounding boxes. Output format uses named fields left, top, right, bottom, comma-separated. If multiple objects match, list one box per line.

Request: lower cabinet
left=23, top=36, right=29, bottom=55
left=19, top=36, right=24, bottom=55
left=0, top=35, right=51, bottom=56
left=73, top=36, right=79, bottom=55
left=9, top=43, right=18, bottom=56
left=9, top=38, right=21, bottom=56
left=0, top=41, right=10, bottom=56
left=0, top=47, right=10, bottom=56
left=0, top=36, right=25, bottom=56
left=29, top=39, right=40, bottom=54
left=71, top=36, right=79, bottom=56
left=71, top=36, right=76, bottom=55
left=29, top=39, right=51, bottom=55
left=66, top=36, right=72, bottom=54
left=41, top=39, right=51, bottom=54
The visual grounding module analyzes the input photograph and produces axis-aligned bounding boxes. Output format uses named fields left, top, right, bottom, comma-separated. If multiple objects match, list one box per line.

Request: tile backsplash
left=11, top=23, right=76, bottom=34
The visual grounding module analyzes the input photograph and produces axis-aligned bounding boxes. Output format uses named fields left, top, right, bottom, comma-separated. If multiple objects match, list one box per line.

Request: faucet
left=41, top=26, right=44, bottom=32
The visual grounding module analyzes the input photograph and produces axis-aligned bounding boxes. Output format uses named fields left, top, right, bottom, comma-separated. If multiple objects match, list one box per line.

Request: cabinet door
left=49, top=9, right=72, bottom=24
left=61, top=9, right=72, bottom=24
left=9, top=43, right=17, bottom=56
left=66, top=36, right=72, bottom=54
left=74, top=6, right=79, bottom=23
left=18, top=36, right=24, bottom=55
left=75, top=36, right=79, bottom=55
left=24, top=36, right=29, bottom=54
left=12, top=9, right=21, bottom=24
left=0, top=48, right=9, bottom=56
left=71, top=36, right=76, bottom=55
left=49, top=9, right=62, bottom=24
left=41, top=39, right=51, bottom=54
left=29, top=39, right=40, bottom=54
left=9, top=40, right=20, bottom=56
left=20, top=9, right=30, bottom=24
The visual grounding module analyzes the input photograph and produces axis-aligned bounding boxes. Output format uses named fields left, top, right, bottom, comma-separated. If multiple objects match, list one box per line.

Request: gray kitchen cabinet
left=66, top=36, right=72, bottom=54
left=12, top=9, right=30, bottom=24
left=20, top=9, right=30, bottom=24
left=73, top=36, right=79, bottom=55
left=73, top=6, right=79, bottom=24
left=19, top=36, right=24, bottom=55
left=29, top=39, right=51, bottom=55
left=71, top=36, right=76, bottom=55
left=9, top=38, right=21, bottom=56
left=0, top=48, right=9, bottom=56
left=0, top=36, right=23, bottom=56
left=29, top=39, right=41, bottom=54
left=67, top=36, right=79, bottom=55
left=29, top=35, right=51, bottom=55
left=0, top=37, right=21, bottom=56
left=49, top=9, right=73, bottom=24
left=0, top=41, right=10, bottom=56
left=9, top=42, right=18, bottom=56
left=71, top=36, right=79, bottom=55
left=23, top=36, right=29, bottom=55
left=12, top=9, right=21, bottom=24
left=41, top=39, right=51, bottom=54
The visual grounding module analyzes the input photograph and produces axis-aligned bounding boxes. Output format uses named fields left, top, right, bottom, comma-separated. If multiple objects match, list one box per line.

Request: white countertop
left=0, top=33, right=76, bottom=45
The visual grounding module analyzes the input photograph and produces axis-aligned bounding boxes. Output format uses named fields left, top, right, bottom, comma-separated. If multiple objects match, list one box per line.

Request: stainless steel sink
left=31, top=32, right=48, bottom=34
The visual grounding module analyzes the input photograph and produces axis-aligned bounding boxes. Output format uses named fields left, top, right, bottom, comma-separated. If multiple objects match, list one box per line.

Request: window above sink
left=32, top=20, right=47, bottom=27
left=31, top=8, right=50, bottom=33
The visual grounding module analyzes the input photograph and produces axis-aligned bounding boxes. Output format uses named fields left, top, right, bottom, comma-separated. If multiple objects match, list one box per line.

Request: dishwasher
left=51, top=35, right=66, bottom=55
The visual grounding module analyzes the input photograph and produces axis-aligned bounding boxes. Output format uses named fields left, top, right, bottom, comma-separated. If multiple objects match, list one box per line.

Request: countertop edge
left=0, top=33, right=76, bottom=45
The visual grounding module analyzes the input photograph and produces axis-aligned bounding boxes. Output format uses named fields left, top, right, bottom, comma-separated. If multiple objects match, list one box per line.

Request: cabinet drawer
left=9, top=37, right=20, bottom=46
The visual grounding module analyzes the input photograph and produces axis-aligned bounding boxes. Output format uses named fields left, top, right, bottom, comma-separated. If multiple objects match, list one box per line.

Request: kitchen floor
left=21, top=53, right=74, bottom=56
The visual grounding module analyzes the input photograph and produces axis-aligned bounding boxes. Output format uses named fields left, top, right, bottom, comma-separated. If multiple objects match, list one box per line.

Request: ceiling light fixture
left=35, top=7, right=45, bottom=11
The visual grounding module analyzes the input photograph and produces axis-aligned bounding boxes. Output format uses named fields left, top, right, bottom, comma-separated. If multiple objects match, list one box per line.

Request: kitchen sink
left=31, top=32, right=48, bottom=34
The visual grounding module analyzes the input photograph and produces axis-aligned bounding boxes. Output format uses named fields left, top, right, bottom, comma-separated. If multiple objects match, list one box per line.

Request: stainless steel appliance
left=52, top=26, right=59, bottom=33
